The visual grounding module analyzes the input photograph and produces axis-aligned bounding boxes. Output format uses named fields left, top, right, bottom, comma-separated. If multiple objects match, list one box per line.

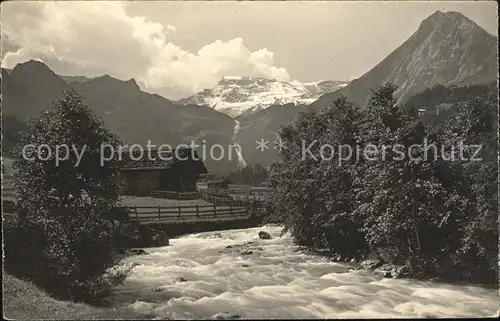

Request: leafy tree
left=268, top=81, right=498, bottom=284
left=439, top=92, right=498, bottom=281
left=269, top=97, right=368, bottom=257
left=355, top=84, right=458, bottom=269
left=268, top=109, right=328, bottom=245
left=313, top=97, right=368, bottom=258
left=6, top=89, right=122, bottom=300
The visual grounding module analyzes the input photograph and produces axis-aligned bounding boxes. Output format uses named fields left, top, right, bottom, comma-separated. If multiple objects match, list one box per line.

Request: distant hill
left=402, top=81, right=498, bottom=125
left=403, top=81, right=498, bottom=112
left=1, top=114, right=29, bottom=157
left=235, top=103, right=307, bottom=166
left=60, top=75, right=93, bottom=84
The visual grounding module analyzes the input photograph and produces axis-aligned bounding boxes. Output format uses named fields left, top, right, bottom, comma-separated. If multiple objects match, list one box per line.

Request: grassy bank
left=2, top=274, right=144, bottom=320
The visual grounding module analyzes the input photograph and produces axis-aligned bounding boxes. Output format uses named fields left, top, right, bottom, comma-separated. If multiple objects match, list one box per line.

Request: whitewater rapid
left=110, top=226, right=498, bottom=319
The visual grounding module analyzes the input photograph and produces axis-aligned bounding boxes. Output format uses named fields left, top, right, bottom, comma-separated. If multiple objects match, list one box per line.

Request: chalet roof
left=118, top=147, right=207, bottom=174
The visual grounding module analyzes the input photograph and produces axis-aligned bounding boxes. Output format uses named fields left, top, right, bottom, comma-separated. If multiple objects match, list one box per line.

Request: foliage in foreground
left=4, top=89, right=124, bottom=301
left=268, top=83, right=498, bottom=284
left=3, top=274, right=143, bottom=320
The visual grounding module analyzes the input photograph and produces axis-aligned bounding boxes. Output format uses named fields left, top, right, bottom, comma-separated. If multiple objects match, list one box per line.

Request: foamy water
left=110, top=226, right=498, bottom=319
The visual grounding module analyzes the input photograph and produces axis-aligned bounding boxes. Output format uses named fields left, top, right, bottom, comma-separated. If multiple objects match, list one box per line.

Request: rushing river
left=110, top=226, right=498, bottom=319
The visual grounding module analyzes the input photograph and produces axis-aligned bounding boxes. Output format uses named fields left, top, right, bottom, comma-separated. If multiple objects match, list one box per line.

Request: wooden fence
left=127, top=203, right=250, bottom=224
left=199, top=190, right=240, bottom=205
left=150, top=190, right=200, bottom=200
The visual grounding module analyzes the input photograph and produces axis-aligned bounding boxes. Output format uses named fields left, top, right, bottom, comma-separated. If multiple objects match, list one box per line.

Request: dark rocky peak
left=418, top=10, right=480, bottom=35
left=84, top=74, right=140, bottom=92
left=10, top=60, right=60, bottom=80
left=125, top=78, right=140, bottom=90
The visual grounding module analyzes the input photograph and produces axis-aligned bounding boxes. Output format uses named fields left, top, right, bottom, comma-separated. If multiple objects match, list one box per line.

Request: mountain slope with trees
left=1, top=61, right=239, bottom=174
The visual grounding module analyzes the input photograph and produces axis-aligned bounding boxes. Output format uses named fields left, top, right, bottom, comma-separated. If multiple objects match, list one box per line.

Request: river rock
left=218, top=248, right=233, bottom=254
left=176, top=277, right=188, bottom=283
left=374, top=264, right=393, bottom=278
left=241, top=250, right=253, bottom=256
left=391, top=265, right=409, bottom=278
left=209, top=233, right=223, bottom=239
left=212, top=312, right=242, bottom=320
left=258, top=231, right=272, bottom=239
left=360, top=259, right=384, bottom=270
left=130, top=249, right=148, bottom=255
left=152, top=233, right=169, bottom=247
left=331, top=254, right=343, bottom=262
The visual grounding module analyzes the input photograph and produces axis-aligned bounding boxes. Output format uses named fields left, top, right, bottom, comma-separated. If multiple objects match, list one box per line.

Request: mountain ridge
left=306, top=10, right=497, bottom=111
left=177, top=76, right=349, bottom=117
left=1, top=60, right=240, bottom=174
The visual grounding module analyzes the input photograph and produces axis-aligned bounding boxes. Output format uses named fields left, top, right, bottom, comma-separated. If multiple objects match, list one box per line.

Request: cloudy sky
left=1, top=1, right=497, bottom=99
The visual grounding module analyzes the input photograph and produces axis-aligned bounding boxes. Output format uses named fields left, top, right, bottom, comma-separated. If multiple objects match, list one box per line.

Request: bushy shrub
left=6, top=89, right=125, bottom=301
left=4, top=204, right=118, bottom=300
left=269, top=83, right=498, bottom=284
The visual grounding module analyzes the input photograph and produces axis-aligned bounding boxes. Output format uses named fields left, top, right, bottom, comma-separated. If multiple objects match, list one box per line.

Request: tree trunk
left=413, top=221, right=422, bottom=253
left=411, top=165, right=421, bottom=253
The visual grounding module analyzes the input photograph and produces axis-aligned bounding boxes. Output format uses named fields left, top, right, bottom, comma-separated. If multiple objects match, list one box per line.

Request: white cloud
left=145, top=37, right=290, bottom=96
left=1, top=1, right=290, bottom=99
left=166, top=25, right=176, bottom=33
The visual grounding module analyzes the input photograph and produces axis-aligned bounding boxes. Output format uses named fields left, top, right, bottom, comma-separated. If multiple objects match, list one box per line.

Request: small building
left=206, top=178, right=229, bottom=194
left=118, top=148, right=208, bottom=196
left=249, top=186, right=271, bottom=200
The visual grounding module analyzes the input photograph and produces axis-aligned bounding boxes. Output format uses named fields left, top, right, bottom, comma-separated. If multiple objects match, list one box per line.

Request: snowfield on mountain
left=177, top=76, right=349, bottom=117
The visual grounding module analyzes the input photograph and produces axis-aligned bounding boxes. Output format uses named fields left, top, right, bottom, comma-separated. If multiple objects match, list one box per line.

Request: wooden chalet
left=207, top=177, right=229, bottom=193
left=118, top=148, right=208, bottom=196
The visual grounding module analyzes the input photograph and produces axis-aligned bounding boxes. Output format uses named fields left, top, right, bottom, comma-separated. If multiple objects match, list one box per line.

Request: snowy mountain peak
left=178, top=77, right=349, bottom=117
